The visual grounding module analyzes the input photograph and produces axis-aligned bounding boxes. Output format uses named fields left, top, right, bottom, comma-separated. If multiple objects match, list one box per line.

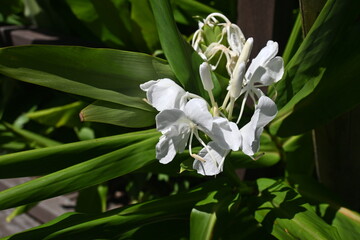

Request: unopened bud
left=229, top=62, right=245, bottom=99
left=238, top=37, right=253, bottom=64
left=199, top=62, right=214, bottom=91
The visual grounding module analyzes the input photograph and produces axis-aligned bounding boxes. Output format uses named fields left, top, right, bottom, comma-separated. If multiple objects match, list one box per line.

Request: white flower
left=154, top=97, right=241, bottom=169
left=241, top=41, right=284, bottom=99
left=141, top=13, right=284, bottom=177
left=155, top=98, right=213, bottom=164
left=240, top=96, right=277, bottom=157
left=235, top=40, right=284, bottom=124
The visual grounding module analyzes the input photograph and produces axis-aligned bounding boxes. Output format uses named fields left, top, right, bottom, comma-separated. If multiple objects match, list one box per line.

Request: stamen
left=193, top=130, right=218, bottom=167
left=217, top=150, right=230, bottom=171
left=236, top=91, right=249, bottom=124
left=221, top=91, right=230, bottom=109
left=227, top=97, right=235, bottom=120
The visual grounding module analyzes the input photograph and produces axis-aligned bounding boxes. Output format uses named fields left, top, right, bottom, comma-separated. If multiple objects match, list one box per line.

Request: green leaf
left=76, top=184, right=108, bottom=214
left=281, top=13, right=302, bottom=65
left=80, top=100, right=156, bottom=128
left=6, top=202, right=38, bottom=223
left=2, top=121, right=61, bottom=148
left=283, top=132, right=314, bottom=176
left=0, top=129, right=159, bottom=178
left=65, top=0, right=132, bottom=48
left=0, top=135, right=159, bottom=210
left=190, top=191, right=218, bottom=240
left=254, top=178, right=341, bottom=240
left=27, top=101, right=86, bottom=128
left=288, top=174, right=360, bottom=240
left=270, top=0, right=360, bottom=137
left=149, top=0, right=204, bottom=95
left=0, top=180, right=225, bottom=240
left=130, top=0, right=159, bottom=52
left=172, top=0, right=218, bottom=25
left=0, top=45, right=174, bottom=111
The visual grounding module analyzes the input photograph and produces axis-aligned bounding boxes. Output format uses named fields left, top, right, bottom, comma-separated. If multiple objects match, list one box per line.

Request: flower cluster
left=140, top=13, right=284, bottom=176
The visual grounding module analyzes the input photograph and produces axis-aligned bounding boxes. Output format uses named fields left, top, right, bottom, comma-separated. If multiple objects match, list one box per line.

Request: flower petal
left=193, top=142, right=228, bottom=176
left=156, top=135, right=177, bottom=164
left=156, top=109, right=190, bottom=135
left=240, top=96, right=277, bottom=156
left=207, top=117, right=241, bottom=151
left=246, top=41, right=279, bottom=81
left=140, top=78, right=187, bottom=111
left=184, top=98, right=213, bottom=131
left=265, top=56, right=284, bottom=84
left=227, top=24, right=246, bottom=54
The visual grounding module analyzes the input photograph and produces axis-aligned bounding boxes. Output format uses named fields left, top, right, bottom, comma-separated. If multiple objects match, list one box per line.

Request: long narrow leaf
left=149, top=0, right=204, bottom=95
left=0, top=129, right=159, bottom=178
left=0, top=136, right=159, bottom=210
left=80, top=100, right=156, bottom=128
left=1, top=180, right=227, bottom=240
left=0, top=45, right=174, bottom=111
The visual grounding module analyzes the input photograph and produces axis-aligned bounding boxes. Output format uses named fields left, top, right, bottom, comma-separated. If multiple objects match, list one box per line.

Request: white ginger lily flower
left=240, top=96, right=277, bottom=157
left=141, top=13, right=284, bottom=177
left=235, top=40, right=284, bottom=124
left=155, top=98, right=213, bottom=164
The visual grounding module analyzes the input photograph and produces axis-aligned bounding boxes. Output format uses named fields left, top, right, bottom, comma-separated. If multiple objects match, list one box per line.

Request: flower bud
left=238, top=37, right=253, bottom=64
left=229, top=62, right=245, bottom=99
left=199, top=62, right=214, bottom=91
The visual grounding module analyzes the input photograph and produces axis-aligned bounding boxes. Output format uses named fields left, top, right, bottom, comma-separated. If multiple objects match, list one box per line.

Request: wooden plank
left=0, top=178, right=75, bottom=237
left=0, top=208, right=40, bottom=238
left=237, top=0, right=276, bottom=57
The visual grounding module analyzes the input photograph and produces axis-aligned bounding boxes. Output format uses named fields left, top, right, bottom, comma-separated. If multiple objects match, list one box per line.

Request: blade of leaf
left=270, top=0, right=360, bottom=136
left=254, top=178, right=341, bottom=240
left=0, top=136, right=159, bottom=210
left=0, top=179, right=227, bottom=240
left=76, top=184, right=108, bottom=214
left=27, top=101, right=86, bottom=128
left=80, top=100, right=156, bottom=128
left=288, top=174, right=360, bottom=240
left=0, top=129, right=159, bottom=178
left=130, top=0, right=159, bottom=52
left=149, top=0, right=204, bottom=95
left=2, top=121, right=61, bottom=147
left=65, top=0, right=132, bottom=49
left=0, top=45, right=174, bottom=111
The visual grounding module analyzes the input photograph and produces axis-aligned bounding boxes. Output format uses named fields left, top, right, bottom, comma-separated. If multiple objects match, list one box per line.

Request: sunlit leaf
left=0, top=129, right=159, bottom=178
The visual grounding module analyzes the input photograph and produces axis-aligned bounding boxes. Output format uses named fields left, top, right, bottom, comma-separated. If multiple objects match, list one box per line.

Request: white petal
left=184, top=98, right=213, bottom=131
left=239, top=114, right=259, bottom=156
left=156, top=109, right=191, bottom=136
left=246, top=41, right=279, bottom=80
left=227, top=24, right=246, bottom=54
left=256, top=96, right=278, bottom=127
left=156, top=135, right=177, bottom=164
left=141, top=78, right=187, bottom=111
left=240, top=96, right=277, bottom=156
left=140, top=80, right=157, bottom=91
left=193, top=142, right=228, bottom=176
left=208, top=117, right=241, bottom=151
left=265, top=56, right=284, bottom=83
